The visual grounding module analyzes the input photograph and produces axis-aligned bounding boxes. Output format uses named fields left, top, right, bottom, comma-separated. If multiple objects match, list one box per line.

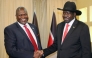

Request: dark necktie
left=24, top=25, right=38, bottom=51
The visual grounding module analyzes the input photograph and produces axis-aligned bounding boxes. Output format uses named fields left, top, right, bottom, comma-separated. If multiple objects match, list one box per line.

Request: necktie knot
left=24, top=25, right=27, bottom=28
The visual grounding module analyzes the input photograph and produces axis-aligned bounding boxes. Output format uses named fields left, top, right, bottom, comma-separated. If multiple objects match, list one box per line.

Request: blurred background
left=0, top=0, right=92, bottom=58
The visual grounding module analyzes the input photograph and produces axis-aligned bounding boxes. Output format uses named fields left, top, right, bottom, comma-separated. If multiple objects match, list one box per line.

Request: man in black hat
left=34, top=1, right=91, bottom=58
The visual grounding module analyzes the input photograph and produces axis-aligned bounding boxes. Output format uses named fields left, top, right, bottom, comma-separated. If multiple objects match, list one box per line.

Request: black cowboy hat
left=57, top=1, right=82, bottom=15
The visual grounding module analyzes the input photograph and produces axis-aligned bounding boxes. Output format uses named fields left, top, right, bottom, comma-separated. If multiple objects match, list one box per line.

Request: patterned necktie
left=62, top=24, right=69, bottom=42
left=24, top=25, right=38, bottom=51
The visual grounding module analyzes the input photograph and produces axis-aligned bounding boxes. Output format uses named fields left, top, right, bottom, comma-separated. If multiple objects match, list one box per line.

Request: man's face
left=16, top=10, right=28, bottom=25
left=62, top=11, right=75, bottom=23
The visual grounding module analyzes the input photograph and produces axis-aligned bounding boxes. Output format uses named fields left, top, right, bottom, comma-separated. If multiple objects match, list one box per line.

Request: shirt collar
left=66, top=18, right=75, bottom=26
left=17, top=22, right=28, bottom=27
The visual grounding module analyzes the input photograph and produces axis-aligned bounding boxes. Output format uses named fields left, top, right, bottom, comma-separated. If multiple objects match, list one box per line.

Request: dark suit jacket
left=43, top=19, right=91, bottom=58
left=4, top=22, right=42, bottom=58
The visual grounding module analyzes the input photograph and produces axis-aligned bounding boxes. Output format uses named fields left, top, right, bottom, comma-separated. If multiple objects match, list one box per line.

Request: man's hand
left=33, top=50, right=43, bottom=58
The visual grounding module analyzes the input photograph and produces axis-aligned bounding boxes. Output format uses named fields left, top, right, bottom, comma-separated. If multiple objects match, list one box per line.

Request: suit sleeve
left=4, top=27, right=33, bottom=58
left=80, top=24, right=91, bottom=58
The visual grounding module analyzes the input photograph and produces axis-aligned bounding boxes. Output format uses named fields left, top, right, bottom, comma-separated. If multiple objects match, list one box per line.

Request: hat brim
left=57, top=8, right=82, bottom=16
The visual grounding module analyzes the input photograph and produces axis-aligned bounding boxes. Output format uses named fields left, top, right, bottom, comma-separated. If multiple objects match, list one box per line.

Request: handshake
left=33, top=50, right=44, bottom=58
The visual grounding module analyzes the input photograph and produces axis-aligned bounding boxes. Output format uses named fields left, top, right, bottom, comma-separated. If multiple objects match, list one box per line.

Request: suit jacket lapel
left=58, top=22, right=65, bottom=48
left=62, top=19, right=78, bottom=44
left=15, top=22, right=42, bottom=49
left=28, top=23, right=42, bottom=49
left=15, top=22, right=29, bottom=39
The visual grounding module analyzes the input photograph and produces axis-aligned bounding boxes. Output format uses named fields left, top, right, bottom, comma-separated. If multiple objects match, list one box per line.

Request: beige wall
left=77, top=0, right=92, bottom=9
left=77, top=0, right=92, bottom=51
left=0, top=0, right=92, bottom=58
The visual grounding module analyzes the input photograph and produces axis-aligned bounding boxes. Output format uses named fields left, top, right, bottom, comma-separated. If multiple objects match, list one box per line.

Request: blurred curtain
left=33, top=0, right=76, bottom=48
